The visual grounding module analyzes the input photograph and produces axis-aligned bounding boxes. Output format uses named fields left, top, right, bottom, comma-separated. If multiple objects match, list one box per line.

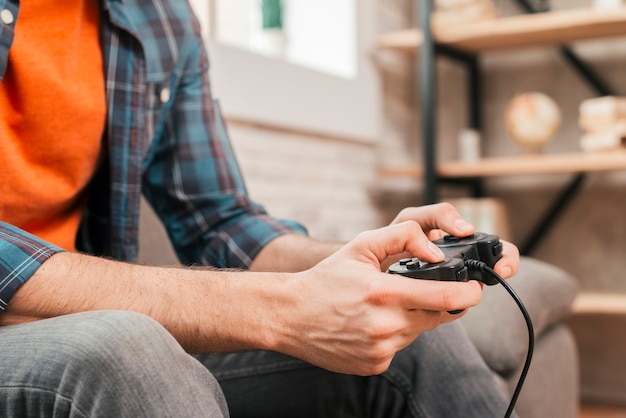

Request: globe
left=505, top=92, right=561, bottom=153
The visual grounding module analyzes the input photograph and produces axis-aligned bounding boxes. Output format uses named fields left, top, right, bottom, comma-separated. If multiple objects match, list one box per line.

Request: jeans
left=0, top=311, right=514, bottom=418
left=0, top=311, right=228, bottom=417
left=199, top=322, right=516, bottom=418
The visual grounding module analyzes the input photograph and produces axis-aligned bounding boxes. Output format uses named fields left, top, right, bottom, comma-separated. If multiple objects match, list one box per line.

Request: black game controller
left=432, top=232, right=502, bottom=285
left=387, top=232, right=503, bottom=286
left=387, top=257, right=468, bottom=282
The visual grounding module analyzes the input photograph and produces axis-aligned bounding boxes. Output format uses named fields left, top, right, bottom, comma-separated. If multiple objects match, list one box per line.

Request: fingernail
left=428, top=242, right=445, bottom=259
left=501, top=266, right=512, bottom=277
left=454, top=218, right=474, bottom=232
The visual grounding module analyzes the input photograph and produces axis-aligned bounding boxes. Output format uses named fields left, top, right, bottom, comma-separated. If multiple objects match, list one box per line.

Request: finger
left=373, top=308, right=443, bottom=341
left=398, top=310, right=444, bottom=340
left=405, top=304, right=469, bottom=328
left=371, top=275, right=483, bottom=312
left=426, top=229, right=448, bottom=241
left=392, top=202, right=476, bottom=237
left=493, top=240, right=520, bottom=279
left=354, top=221, right=445, bottom=264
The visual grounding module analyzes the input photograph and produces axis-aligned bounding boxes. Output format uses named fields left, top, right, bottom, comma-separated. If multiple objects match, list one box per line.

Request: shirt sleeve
left=141, top=24, right=307, bottom=269
left=0, top=222, right=63, bottom=312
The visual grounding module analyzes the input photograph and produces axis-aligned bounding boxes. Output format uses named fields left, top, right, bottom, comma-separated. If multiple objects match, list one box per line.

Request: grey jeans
left=199, top=321, right=515, bottom=418
left=0, top=311, right=228, bottom=417
left=0, top=311, right=513, bottom=418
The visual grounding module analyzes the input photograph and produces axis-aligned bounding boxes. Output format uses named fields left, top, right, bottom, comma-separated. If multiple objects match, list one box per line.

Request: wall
left=225, top=121, right=383, bottom=243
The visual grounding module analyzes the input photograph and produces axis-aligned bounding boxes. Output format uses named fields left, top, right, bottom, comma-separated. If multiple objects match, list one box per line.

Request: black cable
left=465, top=260, right=535, bottom=418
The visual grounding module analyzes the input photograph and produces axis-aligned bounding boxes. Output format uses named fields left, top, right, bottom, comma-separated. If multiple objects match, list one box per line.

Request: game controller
left=387, top=232, right=503, bottom=286
left=387, top=257, right=468, bottom=282
left=390, top=232, right=532, bottom=416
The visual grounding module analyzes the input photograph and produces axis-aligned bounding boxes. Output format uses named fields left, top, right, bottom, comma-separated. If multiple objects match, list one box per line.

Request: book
left=579, top=96, right=626, bottom=132
left=580, top=127, right=626, bottom=152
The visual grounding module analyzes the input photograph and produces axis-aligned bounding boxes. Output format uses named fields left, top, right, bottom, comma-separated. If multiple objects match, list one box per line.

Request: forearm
left=0, top=252, right=293, bottom=354
left=250, top=233, right=344, bottom=272
left=0, top=233, right=345, bottom=356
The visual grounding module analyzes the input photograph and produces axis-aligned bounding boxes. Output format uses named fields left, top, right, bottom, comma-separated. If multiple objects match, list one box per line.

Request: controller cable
left=465, top=260, right=535, bottom=418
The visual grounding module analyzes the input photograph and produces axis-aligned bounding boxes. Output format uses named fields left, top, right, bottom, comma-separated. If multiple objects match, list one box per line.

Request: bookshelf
left=377, top=4, right=626, bottom=314
left=573, top=292, right=626, bottom=315
left=377, top=3, right=626, bottom=218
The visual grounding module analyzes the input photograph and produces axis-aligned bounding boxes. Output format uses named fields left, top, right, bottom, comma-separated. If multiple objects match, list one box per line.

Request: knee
left=6, top=311, right=228, bottom=417
left=60, top=310, right=182, bottom=370
left=72, top=310, right=175, bottom=346
left=7, top=311, right=183, bottom=401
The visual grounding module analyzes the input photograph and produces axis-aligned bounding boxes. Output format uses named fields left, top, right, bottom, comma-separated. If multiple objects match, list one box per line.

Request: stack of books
left=579, top=96, right=626, bottom=152
left=432, top=0, right=498, bottom=30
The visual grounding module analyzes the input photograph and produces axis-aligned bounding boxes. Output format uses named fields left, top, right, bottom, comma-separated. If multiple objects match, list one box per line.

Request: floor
left=567, top=314, right=626, bottom=418
left=580, top=404, right=626, bottom=418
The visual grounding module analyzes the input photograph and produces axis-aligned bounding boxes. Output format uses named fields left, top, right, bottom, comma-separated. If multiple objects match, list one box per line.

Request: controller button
left=443, top=235, right=460, bottom=242
left=399, top=258, right=414, bottom=266
left=406, top=260, right=421, bottom=270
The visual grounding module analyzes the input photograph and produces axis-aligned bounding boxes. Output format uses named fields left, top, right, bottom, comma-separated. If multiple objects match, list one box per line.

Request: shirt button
left=1, top=9, right=14, bottom=25
left=160, top=87, right=170, bottom=103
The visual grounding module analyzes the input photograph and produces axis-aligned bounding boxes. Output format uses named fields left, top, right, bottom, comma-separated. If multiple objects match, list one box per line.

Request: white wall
left=226, top=122, right=383, bottom=242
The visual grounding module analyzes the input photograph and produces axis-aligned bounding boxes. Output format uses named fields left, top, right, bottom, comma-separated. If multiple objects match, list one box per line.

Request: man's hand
left=271, top=221, right=483, bottom=376
left=249, top=202, right=520, bottom=375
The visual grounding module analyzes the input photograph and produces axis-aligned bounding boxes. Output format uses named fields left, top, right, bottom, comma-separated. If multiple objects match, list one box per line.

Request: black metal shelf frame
left=417, top=0, right=615, bottom=256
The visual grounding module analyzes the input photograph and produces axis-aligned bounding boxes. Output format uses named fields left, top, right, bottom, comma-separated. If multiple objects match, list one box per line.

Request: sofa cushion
left=459, top=256, right=579, bottom=373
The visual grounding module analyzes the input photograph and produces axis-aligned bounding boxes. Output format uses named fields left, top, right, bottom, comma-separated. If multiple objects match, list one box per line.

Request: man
left=0, top=0, right=520, bottom=416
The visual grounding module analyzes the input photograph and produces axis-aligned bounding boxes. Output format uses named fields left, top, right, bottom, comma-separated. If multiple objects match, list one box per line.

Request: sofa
left=137, top=199, right=580, bottom=417
left=459, top=256, right=579, bottom=418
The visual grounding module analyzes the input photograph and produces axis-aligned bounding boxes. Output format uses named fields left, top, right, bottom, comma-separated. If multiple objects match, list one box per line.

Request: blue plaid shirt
left=0, top=0, right=306, bottom=311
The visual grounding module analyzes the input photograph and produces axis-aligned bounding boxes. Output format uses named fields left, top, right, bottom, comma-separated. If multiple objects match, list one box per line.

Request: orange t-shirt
left=0, top=0, right=106, bottom=251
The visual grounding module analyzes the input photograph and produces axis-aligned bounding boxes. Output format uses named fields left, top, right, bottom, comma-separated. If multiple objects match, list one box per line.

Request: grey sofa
left=459, top=256, right=579, bottom=418
left=138, top=200, right=580, bottom=417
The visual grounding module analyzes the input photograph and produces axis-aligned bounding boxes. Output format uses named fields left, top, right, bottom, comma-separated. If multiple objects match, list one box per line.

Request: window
left=193, top=0, right=356, bottom=79
left=189, top=0, right=379, bottom=141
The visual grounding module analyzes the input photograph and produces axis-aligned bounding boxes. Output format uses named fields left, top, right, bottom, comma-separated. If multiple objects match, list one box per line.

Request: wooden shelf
left=377, top=7, right=626, bottom=53
left=379, top=150, right=626, bottom=179
left=573, top=292, right=626, bottom=315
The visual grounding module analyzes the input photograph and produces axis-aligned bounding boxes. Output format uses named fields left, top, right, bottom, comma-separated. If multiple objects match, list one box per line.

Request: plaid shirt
left=0, top=0, right=306, bottom=311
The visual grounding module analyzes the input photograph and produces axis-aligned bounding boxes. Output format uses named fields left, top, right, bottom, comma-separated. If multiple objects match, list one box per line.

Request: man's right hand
left=269, top=221, right=483, bottom=375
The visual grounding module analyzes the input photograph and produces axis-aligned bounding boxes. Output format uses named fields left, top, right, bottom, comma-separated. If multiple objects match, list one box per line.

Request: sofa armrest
left=459, top=256, right=579, bottom=373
